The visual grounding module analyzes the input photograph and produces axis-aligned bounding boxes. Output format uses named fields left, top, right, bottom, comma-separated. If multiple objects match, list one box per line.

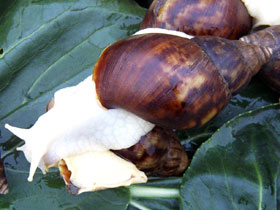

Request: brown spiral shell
left=93, top=33, right=271, bottom=129
left=0, top=154, right=9, bottom=194
left=240, top=25, right=280, bottom=93
left=140, top=0, right=252, bottom=39
left=113, top=126, right=188, bottom=177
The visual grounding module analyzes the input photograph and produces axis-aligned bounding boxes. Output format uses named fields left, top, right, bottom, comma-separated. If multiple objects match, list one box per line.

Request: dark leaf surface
left=180, top=104, right=280, bottom=210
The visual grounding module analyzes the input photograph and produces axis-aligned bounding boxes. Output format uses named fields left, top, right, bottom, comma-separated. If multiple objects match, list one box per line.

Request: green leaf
left=1, top=168, right=129, bottom=210
left=180, top=104, right=280, bottom=210
left=0, top=0, right=144, bottom=209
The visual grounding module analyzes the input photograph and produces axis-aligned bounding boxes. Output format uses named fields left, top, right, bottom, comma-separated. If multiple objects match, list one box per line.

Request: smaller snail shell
left=140, top=0, right=252, bottom=39
left=113, top=126, right=189, bottom=177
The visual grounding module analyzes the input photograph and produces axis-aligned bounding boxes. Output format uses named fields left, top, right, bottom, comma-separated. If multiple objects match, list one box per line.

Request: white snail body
left=242, top=0, right=280, bottom=27
left=5, top=76, right=153, bottom=192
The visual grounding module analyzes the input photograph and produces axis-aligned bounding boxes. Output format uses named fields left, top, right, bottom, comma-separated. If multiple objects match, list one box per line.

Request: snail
left=0, top=153, right=9, bottom=194
left=240, top=25, right=280, bottom=93
left=140, top=0, right=252, bottom=39
left=46, top=98, right=189, bottom=194
left=4, top=28, right=272, bottom=194
left=5, top=75, right=153, bottom=193
left=58, top=126, right=189, bottom=195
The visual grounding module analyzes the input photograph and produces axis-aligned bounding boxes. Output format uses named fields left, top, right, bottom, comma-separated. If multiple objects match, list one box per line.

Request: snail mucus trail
left=5, top=28, right=272, bottom=194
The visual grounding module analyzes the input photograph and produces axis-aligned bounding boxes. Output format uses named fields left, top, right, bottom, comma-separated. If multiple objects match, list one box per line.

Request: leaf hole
left=0, top=48, right=3, bottom=54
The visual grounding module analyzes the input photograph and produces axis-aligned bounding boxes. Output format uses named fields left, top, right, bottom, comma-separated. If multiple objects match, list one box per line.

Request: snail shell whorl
left=140, top=0, right=252, bottom=39
left=193, top=36, right=272, bottom=94
left=240, top=26, right=280, bottom=93
left=113, top=126, right=188, bottom=176
left=93, top=34, right=271, bottom=129
left=240, top=26, right=280, bottom=48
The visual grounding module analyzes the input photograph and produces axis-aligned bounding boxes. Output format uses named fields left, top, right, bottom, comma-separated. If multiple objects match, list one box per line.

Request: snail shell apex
left=93, top=33, right=271, bottom=129
left=240, top=25, right=280, bottom=93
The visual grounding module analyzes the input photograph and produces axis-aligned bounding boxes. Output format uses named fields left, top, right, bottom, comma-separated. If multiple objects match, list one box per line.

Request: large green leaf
left=1, top=168, right=129, bottom=210
left=180, top=104, right=280, bottom=210
left=0, top=0, right=144, bottom=209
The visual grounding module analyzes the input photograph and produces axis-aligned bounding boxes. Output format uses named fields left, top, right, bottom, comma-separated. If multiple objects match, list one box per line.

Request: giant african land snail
left=141, top=0, right=280, bottom=38
left=46, top=96, right=189, bottom=194
left=5, top=28, right=272, bottom=194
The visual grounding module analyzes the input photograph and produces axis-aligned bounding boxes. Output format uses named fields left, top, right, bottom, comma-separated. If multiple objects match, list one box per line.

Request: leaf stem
left=129, top=185, right=180, bottom=199
left=1, top=141, right=24, bottom=159
left=129, top=200, right=153, bottom=210
left=182, top=132, right=213, bottom=143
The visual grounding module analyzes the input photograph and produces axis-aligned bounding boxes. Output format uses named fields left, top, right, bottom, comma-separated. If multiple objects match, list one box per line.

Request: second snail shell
left=140, top=0, right=252, bottom=39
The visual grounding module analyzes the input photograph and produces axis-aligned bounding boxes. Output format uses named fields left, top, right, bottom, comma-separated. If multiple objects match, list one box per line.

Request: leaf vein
left=221, top=156, right=240, bottom=210
left=24, top=22, right=114, bottom=102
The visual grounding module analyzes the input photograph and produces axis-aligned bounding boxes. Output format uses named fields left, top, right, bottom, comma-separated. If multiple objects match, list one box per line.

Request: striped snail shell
left=93, top=33, right=272, bottom=130
left=0, top=153, right=8, bottom=194
left=240, top=25, right=280, bottom=93
left=140, top=0, right=252, bottom=39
